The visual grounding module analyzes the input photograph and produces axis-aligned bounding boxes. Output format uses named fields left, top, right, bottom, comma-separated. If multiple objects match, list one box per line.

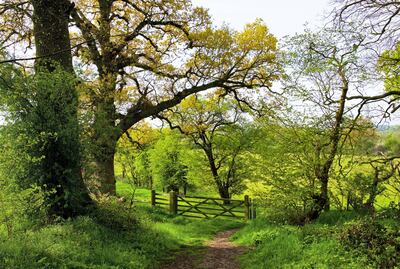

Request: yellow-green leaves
left=187, top=19, right=280, bottom=88
left=379, top=43, right=400, bottom=93
left=236, top=19, right=277, bottom=52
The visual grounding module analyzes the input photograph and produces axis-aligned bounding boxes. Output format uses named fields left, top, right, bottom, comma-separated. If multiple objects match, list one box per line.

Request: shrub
left=232, top=218, right=366, bottom=268
left=0, top=181, right=47, bottom=238
left=378, top=201, right=400, bottom=220
left=340, top=218, right=400, bottom=267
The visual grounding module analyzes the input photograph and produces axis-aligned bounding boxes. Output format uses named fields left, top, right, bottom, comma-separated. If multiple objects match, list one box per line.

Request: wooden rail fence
left=151, top=190, right=256, bottom=220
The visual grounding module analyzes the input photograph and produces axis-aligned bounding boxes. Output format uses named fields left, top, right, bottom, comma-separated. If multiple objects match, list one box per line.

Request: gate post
left=251, top=200, right=257, bottom=220
left=151, top=190, right=156, bottom=206
left=244, top=195, right=250, bottom=220
left=169, top=191, right=177, bottom=215
left=249, top=198, right=253, bottom=220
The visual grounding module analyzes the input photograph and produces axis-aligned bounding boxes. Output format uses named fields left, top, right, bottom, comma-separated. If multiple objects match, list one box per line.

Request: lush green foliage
left=340, top=218, right=400, bottom=268
left=114, top=123, right=157, bottom=189
left=232, top=212, right=369, bottom=268
left=379, top=43, right=400, bottom=93
left=0, top=64, right=90, bottom=217
left=2, top=0, right=400, bottom=268
left=148, top=132, right=189, bottom=193
left=0, top=189, right=241, bottom=268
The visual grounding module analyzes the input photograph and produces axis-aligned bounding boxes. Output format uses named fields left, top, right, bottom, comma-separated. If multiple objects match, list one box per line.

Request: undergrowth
left=0, top=191, right=242, bottom=269
left=232, top=211, right=374, bottom=269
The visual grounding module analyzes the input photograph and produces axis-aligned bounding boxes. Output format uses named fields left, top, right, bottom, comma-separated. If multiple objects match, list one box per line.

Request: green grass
left=4, top=179, right=392, bottom=268
left=231, top=211, right=371, bottom=269
left=0, top=183, right=242, bottom=269
left=116, top=181, right=152, bottom=203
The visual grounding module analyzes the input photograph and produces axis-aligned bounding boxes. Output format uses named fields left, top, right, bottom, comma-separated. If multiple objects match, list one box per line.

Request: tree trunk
left=32, top=0, right=74, bottom=72
left=321, top=178, right=330, bottom=211
left=203, top=146, right=231, bottom=203
left=148, top=176, right=153, bottom=190
left=364, top=188, right=377, bottom=212
left=364, top=172, right=380, bottom=212
left=93, top=149, right=117, bottom=195
left=86, top=65, right=122, bottom=195
left=307, top=67, right=349, bottom=221
left=91, top=105, right=119, bottom=195
left=183, top=183, right=188, bottom=196
left=121, top=165, right=126, bottom=180
left=31, top=0, right=92, bottom=218
left=218, top=185, right=231, bottom=205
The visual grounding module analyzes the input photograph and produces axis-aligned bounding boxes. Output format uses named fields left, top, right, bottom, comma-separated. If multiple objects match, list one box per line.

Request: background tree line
left=0, top=0, right=400, bottom=225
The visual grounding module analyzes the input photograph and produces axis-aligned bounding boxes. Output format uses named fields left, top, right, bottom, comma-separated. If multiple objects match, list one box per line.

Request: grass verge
left=231, top=211, right=372, bottom=269
left=0, top=186, right=243, bottom=269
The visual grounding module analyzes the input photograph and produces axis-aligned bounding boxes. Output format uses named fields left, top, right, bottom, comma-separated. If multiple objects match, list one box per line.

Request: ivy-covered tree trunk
left=91, top=124, right=119, bottom=195
left=89, top=74, right=120, bottom=195
left=320, top=178, right=330, bottom=211
left=307, top=176, right=329, bottom=220
left=364, top=179, right=379, bottom=211
left=31, top=0, right=92, bottom=218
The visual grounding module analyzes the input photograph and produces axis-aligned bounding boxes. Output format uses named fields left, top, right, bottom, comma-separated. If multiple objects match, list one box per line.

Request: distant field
left=116, top=181, right=151, bottom=203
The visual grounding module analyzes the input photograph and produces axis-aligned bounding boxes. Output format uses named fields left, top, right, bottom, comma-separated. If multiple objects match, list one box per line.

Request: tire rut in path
left=161, top=229, right=246, bottom=269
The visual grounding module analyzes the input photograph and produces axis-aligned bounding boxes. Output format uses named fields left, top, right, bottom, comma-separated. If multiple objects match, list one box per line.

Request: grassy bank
left=0, top=186, right=242, bottom=269
left=6, top=182, right=395, bottom=268
left=232, top=211, right=375, bottom=268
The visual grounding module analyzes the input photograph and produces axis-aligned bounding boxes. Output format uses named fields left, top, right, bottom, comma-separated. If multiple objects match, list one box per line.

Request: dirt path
left=161, top=229, right=246, bottom=269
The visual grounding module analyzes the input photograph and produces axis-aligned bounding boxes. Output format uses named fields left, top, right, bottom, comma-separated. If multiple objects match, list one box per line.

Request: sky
left=191, top=0, right=332, bottom=38
left=189, top=0, right=400, bottom=126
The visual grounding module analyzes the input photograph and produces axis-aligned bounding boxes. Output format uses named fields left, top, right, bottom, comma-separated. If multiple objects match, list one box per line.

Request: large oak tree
left=32, top=0, right=92, bottom=217
left=69, top=4, right=280, bottom=195
left=1, top=1, right=280, bottom=196
left=0, top=0, right=92, bottom=217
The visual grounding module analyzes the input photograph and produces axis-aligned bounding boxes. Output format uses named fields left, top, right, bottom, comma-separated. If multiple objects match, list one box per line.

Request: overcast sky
left=191, top=0, right=333, bottom=38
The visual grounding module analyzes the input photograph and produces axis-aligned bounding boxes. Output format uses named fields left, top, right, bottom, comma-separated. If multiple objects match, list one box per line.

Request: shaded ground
left=161, top=229, right=246, bottom=269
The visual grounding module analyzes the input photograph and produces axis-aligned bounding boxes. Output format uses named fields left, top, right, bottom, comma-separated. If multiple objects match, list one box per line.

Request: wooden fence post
left=169, top=191, right=177, bottom=215
left=151, top=190, right=156, bottom=207
left=249, top=198, right=252, bottom=220
left=251, top=200, right=256, bottom=220
left=244, top=195, right=250, bottom=220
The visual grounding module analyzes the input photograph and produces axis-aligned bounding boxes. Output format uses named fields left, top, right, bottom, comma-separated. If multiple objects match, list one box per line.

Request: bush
left=378, top=201, right=400, bottom=220
left=340, top=218, right=400, bottom=267
left=0, top=182, right=48, bottom=238
left=0, top=64, right=90, bottom=218
left=89, top=195, right=138, bottom=231
left=232, top=218, right=367, bottom=268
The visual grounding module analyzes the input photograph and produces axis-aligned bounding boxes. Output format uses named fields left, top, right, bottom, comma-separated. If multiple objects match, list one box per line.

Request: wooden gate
left=151, top=191, right=256, bottom=220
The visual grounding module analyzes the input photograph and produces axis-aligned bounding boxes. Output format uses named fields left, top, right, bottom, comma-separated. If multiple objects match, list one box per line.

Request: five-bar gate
left=151, top=190, right=256, bottom=220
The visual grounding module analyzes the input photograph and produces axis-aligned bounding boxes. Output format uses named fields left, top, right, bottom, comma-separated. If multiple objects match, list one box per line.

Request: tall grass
left=0, top=185, right=242, bottom=269
left=231, top=212, right=371, bottom=269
